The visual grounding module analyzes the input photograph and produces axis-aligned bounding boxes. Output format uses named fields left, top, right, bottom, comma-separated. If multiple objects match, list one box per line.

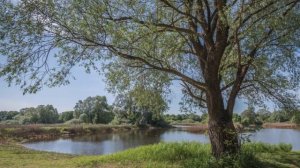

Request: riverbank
left=262, top=122, right=299, bottom=129
left=173, top=122, right=300, bottom=133
left=173, top=123, right=244, bottom=133
left=0, top=124, right=143, bottom=142
left=0, top=142, right=299, bottom=168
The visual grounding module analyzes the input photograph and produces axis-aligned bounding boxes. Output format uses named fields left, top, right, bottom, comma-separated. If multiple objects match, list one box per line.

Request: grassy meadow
left=0, top=142, right=299, bottom=168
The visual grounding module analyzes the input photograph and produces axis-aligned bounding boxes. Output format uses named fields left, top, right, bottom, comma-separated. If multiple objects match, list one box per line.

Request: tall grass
left=0, top=141, right=297, bottom=168
left=76, top=142, right=293, bottom=168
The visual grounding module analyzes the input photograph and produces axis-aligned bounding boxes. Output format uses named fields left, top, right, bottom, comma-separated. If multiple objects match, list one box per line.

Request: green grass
left=0, top=142, right=299, bottom=168
left=0, top=144, right=75, bottom=168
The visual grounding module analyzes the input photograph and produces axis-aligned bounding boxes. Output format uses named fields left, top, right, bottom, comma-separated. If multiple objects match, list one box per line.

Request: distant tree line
left=237, top=106, right=300, bottom=126
left=1, top=98, right=299, bottom=126
left=1, top=105, right=59, bottom=124
left=163, top=107, right=300, bottom=126
left=164, top=113, right=204, bottom=124
left=0, top=93, right=168, bottom=127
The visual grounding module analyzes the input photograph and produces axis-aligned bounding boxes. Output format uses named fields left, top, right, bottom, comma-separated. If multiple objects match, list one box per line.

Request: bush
left=291, top=112, right=300, bottom=124
left=241, top=118, right=250, bottom=126
left=268, top=111, right=290, bottom=122
left=59, top=111, right=74, bottom=122
left=109, top=117, right=121, bottom=125
left=0, top=120, right=19, bottom=125
left=65, top=119, right=83, bottom=125
left=79, top=113, right=89, bottom=123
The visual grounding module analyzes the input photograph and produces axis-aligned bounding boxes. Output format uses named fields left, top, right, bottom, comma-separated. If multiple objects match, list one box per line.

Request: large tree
left=74, top=96, right=113, bottom=124
left=36, top=104, right=59, bottom=124
left=1, top=0, right=300, bottom=157
left=113, top=85, right=168, bottom=126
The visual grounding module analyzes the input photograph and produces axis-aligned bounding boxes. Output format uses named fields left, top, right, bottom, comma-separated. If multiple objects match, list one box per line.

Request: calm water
left=23, top=128, right=300, bottom=155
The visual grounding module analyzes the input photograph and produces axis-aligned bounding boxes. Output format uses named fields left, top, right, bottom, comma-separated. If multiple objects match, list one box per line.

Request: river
left=23, top=128, right=300, bottom=155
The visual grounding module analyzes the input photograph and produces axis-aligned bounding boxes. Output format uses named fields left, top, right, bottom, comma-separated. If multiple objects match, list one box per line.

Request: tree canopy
left=74, top=96, right=113, bottom=124
left=11, top=105, right=58, bottom=124
left=0, top=0, right=299, bottom=108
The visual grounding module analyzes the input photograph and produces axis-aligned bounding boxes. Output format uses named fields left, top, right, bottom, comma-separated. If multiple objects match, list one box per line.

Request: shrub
left=79, top=113, right=89, bottom=123
left=0, top=120, right=19, bottom=125
left=65, top=119, right=83, bottom=125
left=241, top=118, right=250, bottom=126
left=291, top=112, right=300, bottom=124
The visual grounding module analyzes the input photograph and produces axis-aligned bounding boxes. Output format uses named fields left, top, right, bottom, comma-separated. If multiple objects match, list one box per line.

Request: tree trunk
left=206, top=86, right=240, bottom=158
left=208, top=116, right=240, bottom=158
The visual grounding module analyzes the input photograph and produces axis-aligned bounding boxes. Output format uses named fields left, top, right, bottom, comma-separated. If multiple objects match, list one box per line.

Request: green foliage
left=9, top=105, right=58, bottom=124
left=1, top=0, right=299, bottom=112
left=79, top=113, right=89, bottom=123
left=200, top=113, right=209, bottom=124
left=14, top=107, right=38, bottom=124
left=0, top=111, right=19, bottom=121
left=241, top=106, right=258, bottom=126
left=233, top=113, right=241, bottom=123
left=241, top=106, right=256, bottom=123
left=239, top=107, right=297, bottom=125
left=0, top=119, right=19, bottom=125
left=36, top=105, right=59, bottom=124
left=291, top=110, right=300, bottom=124
left=65, top=119, right=82, bottom=125
left=256, top=109, right=272, bottom=122
left=268, top=110, right=291, bottom=123
left=241, top=118, right=250, bottom=127
left=59, top=111, right=74, bottom=122
left=74, top=96, right=114, bottom=124
left=164, top=113, right=203, bottom=124
left=113, top=87, right=168, bottom=126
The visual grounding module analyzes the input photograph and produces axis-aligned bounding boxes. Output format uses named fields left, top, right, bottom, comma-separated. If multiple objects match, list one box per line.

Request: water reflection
left=23, top=128, right=300, bottom=155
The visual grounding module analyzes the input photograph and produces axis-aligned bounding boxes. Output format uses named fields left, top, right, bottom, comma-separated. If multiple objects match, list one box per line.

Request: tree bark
left=206, top=85, right=240, bottom=158
left=208, top=115, right=240, bottom=158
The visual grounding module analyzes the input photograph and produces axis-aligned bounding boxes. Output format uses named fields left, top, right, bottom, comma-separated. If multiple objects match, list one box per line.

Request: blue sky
left=0, top=67, right=113, bottom=113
